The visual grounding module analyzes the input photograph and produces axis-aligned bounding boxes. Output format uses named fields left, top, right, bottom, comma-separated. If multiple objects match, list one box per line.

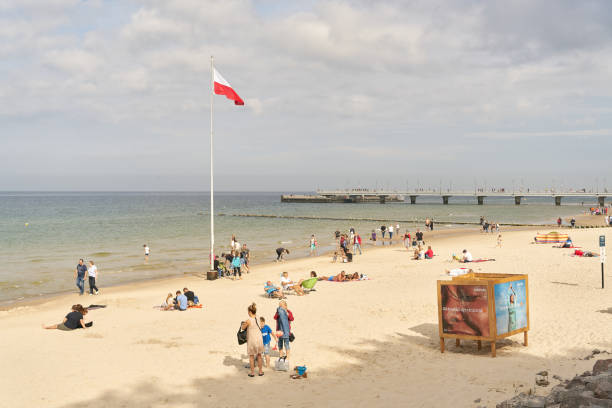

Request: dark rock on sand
left=496, top=359, right=612, bottom=408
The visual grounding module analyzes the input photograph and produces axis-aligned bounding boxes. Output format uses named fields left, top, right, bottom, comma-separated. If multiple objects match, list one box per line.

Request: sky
left=1, top=0, right=612, bottom=192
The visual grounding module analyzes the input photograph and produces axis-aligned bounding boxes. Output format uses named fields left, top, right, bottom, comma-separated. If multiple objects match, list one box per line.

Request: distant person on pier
left=276, top=248, right=289, bottom=262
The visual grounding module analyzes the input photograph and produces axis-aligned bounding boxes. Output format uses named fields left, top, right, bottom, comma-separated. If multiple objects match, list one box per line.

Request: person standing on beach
left=274, top=300, right=294, bottom=361
left=388, top=224, right=394, bottom=241
left=309, top=235, right=317, bottom=256
left=241, top=303, right=264, bottom=377
left=353, top=233, right=362, bottom=255
left=74, top=259, right=87, bottom=295
left=429, top=219, right=434, bottom=231
left=143, top=244, right=150, bottom=262
left=87, top=260, right=99, bottom=295
left=416, top=229, right=424, bottom=246
left=371, top=230, right=377, bottom=245
left=380, top=225, right=386, bottom=238
left=557, top=217, right=562, bottom=227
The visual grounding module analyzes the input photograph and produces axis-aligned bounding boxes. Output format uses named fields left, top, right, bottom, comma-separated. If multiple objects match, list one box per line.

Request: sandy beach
left=1, top=226, right=611, bottom=407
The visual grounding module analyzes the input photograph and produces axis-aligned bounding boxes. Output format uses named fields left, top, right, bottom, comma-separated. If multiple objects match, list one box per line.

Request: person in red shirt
left=425, top=246, right=434, bottom=259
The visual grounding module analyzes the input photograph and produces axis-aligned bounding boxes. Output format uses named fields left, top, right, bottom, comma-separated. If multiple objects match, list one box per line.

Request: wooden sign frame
left=437, top=273, right=529, bottom=357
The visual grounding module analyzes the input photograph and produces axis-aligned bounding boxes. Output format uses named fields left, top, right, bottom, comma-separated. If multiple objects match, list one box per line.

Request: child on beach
left=260, top=317, right=276, bottom=368
left=162, top=293, right=174, bottom=310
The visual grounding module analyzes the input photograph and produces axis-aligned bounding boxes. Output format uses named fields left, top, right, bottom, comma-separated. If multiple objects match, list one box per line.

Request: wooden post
left=455, top=339, right=460, bottom=347
left=477, top=340, right=482, bottom=350
left=491, top=342, right=496, bottom=357
left=440, top=337, right=445, bottom=353
left=524, top=331, right=528, bottom=346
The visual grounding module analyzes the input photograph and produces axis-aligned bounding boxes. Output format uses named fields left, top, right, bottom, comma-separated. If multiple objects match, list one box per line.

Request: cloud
left=2, top=0, right=612, bottom=190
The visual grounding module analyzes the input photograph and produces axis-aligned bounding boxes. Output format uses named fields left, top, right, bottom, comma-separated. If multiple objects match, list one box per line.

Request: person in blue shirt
left=259, top=316, right=276, bottom=367
left=74, top=259, right=87, bottom=295
left=174, top=290, right=188, bottom=311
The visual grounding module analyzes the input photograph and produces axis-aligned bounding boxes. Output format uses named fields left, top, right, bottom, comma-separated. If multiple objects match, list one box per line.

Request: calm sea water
left=0, top=192, right=593, bottom=304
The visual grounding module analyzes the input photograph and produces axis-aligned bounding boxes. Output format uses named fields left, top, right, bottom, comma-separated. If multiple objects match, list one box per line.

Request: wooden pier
left=291, top=189, right=610, bottom=206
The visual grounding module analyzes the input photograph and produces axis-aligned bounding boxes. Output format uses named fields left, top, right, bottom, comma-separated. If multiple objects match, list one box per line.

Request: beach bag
left=289, top=332, right=295, bottom=342
left=275, top=356, right=290, bottom=371
left=237, top=324, right=247, bottom=345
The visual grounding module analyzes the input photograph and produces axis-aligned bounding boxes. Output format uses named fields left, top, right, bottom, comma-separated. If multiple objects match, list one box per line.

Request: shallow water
left=0, top=191, right=592, bottom=304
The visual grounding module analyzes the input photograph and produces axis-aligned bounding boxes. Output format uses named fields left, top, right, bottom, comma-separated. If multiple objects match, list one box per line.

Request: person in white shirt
left=388, top=225, right=394, bottom=240
left=280, top=272, right=304, bottom=296
left=143, top=244, right=150, bottom=261
left=461, top=250, right=473, bottom=263
left=87, top=260, right=99, bottom=295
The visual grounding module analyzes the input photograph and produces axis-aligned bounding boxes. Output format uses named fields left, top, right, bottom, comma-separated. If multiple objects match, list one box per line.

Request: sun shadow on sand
left=58, top=332, right=606, bottom=408
left=598, top=307, right=612, bottom=314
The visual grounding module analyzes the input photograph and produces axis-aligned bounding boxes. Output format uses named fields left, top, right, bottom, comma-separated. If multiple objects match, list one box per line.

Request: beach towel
left=470, top=259, right=496, bottom=263
left=188, top=304, right=203, bottom=309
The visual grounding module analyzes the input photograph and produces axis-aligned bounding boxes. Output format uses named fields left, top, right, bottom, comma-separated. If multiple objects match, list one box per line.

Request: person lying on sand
left=43, top=304, right=91, bottom=330
left=319, top=271, right=347, bottom=282
left=446, top=268, right=474, bottom=277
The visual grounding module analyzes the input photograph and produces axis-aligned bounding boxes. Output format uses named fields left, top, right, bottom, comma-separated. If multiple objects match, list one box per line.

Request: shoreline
left=2, top=214, right=608, bottom=310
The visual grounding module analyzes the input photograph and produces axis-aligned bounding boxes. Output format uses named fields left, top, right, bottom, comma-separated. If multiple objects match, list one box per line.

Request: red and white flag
left=213, top=68, right=244, bottom=105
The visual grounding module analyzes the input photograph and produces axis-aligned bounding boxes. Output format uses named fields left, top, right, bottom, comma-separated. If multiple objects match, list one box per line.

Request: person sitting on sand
left=446, top=268, right=474, bottom=277
left=162, top=293, right=175, bottom=310
left=412, top=245, right=425, bottom=260
left=280, top=272, right=305, bottom=296
left=332, top=251, right=338, bottom=263
left=183, top=287, right=198, bottom=306
left=43, top=304, right=90, bottom=330
left=425, top=246, right=434, bottom=259
left=460, top=249, right=473, bottom=263
left=264, top=281, right=284, bottom=299
left=175, top=290, right=188, bottom=311
left=561, top=237, right=573, bottom=248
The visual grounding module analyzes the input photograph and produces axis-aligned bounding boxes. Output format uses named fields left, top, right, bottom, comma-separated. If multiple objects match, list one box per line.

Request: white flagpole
left=209, top=56, right=215, bottom=272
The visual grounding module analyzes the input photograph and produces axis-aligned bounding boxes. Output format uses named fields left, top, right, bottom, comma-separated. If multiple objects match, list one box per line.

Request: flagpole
left=209, top=55, right=215, bottom=274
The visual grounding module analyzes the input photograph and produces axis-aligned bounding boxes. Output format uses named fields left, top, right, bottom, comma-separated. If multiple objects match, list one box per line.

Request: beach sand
left=1, top=227, right=611, bottom=407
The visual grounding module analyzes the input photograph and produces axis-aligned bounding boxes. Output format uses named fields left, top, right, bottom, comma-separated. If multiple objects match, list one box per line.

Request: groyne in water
left=218, top=213, right=564, bottom=227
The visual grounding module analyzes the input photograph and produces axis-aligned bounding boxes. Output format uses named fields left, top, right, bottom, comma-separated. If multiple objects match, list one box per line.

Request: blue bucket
left=297, top=366, right=306, bottom=376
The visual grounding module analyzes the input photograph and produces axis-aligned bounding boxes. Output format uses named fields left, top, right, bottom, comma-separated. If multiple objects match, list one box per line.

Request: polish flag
left=213, top=68, right=244, bottom=105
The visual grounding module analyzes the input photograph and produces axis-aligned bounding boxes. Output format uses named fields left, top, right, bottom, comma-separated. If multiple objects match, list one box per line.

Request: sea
left=0, top=191, right=594, bottom=305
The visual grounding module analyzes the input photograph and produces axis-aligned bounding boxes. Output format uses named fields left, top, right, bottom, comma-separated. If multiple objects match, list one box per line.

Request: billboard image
left=440, top=284, right=490, bottom=337
left=494, top=280, right=527, bottom=335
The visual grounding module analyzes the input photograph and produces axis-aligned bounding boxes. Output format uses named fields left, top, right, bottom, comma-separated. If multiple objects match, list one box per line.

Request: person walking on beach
left=274, top=300, right=294, bottom=361
left=380, top=225, right=386, bottom=238
left=557, top=217, right=562, bottom=227
left=143, top=244, right=150, bottom=262
left=388, top=224, right=394, bottom=241
left=429, top=219, right=434, bottom=231
left=74, top=259, right=87, bottom=295
left=371, top=229, right=377, bottom=245
left=309, top=235, right=317, bottom=256
left=259, top=316, right=276, bottom=368
left=240, top=303, right=264, bottom=377
left=87, top=260, right=99, bottom=295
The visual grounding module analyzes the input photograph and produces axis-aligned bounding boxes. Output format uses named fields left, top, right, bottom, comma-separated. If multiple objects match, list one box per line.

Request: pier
left=280, top=189, right=610, bottom=206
